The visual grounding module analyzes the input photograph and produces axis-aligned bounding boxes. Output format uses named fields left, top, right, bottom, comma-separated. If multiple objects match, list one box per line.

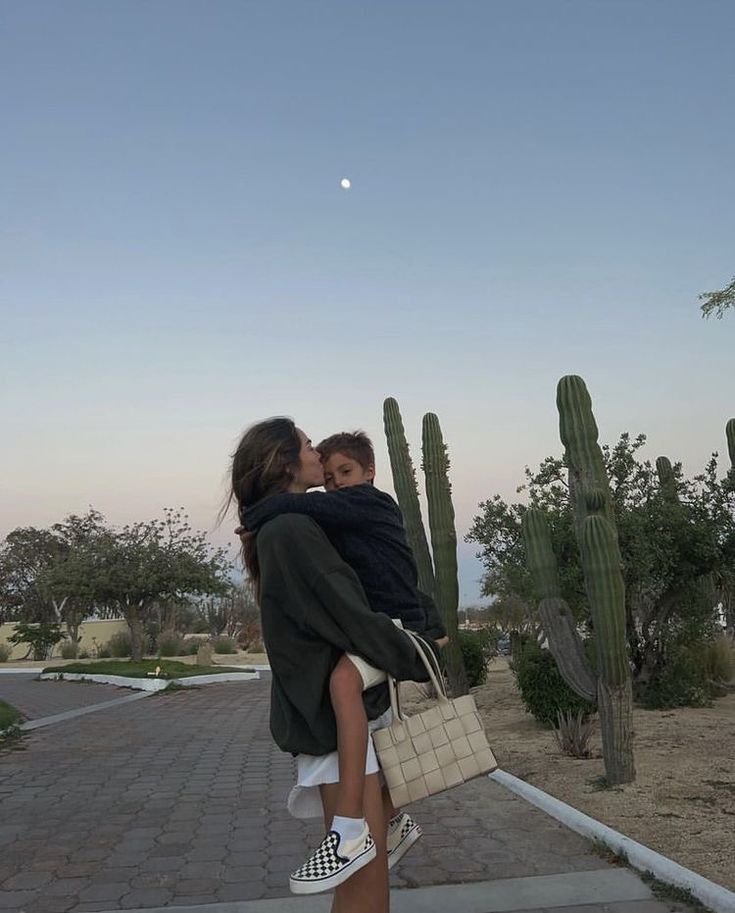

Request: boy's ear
left=366, top=463, right=376, bottom=481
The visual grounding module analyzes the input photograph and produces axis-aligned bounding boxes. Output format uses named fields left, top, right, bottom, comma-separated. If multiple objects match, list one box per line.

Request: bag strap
left=387, top=630, right=449, bottom=722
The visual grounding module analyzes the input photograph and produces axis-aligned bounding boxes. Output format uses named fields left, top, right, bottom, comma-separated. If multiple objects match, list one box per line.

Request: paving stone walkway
left=0, top=674, right=700, bottom=913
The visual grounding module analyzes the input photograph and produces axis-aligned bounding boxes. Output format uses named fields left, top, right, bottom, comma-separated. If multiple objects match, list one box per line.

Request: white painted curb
left=490, top=769, right=735, bottom=913
left=39, top=671, right=260, bottom=691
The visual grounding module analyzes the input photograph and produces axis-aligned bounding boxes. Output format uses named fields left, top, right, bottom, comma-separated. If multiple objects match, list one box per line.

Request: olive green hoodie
left=257, top=514, right=429, bottom=756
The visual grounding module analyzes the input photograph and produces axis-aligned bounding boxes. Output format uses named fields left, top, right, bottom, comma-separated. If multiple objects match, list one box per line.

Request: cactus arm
left=383, top=398, right=436, bottom=597
left=522, top=509, right=596, bottom=702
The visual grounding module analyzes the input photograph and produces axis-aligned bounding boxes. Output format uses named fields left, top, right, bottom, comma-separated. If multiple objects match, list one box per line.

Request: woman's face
left=288, top=429, right=325, bottom=492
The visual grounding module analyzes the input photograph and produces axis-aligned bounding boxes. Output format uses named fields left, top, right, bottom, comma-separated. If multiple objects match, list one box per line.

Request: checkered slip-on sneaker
left=386, top=813, right=422, bottom=870
left=289, top=826, right=376, bottom=895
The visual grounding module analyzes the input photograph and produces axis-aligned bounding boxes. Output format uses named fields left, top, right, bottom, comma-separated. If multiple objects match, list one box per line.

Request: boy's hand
left=235, top=526, right=254, bottom=546
left=435, top=636, right=449, bottom=649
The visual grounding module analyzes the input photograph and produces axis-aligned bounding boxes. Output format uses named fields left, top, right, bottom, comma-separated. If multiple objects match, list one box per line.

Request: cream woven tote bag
left=372, top=631, right=497, bottom=807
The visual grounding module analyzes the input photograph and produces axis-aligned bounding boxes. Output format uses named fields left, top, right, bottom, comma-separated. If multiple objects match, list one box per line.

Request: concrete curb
left=38, top=670, right=260, bottom=691
left=490, top=769, right=735, bottom=913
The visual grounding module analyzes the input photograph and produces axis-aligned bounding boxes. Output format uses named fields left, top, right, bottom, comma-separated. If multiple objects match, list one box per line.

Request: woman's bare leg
left=330, top=655, right=368, bottom=819
left=320, top=773, right=390, bottom=913
left=381, top=784, right=399, bottom=824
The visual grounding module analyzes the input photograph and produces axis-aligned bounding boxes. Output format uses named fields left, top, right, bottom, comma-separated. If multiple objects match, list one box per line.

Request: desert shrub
left=246, top=639, right=264, bottom=654
left=212, top=635, right=237, bottom=655
left=97, top=645, right=112, bottom=658
left=60, top=641, right=79, bottom=660
left=157, top=632, right=185, bottom=657
left=0, top=644, right=11, bottom=663
left=637, top=644, right=715, bottom=709
left=183, top=639, right=200, bottom=655
left=458, top=629, right=497, bottom=688
left=79, top=649, right=90, bottom=659
left=514, top=641, right=595, bottom=726
left=553, top=709, right=595, bottom=758
left=702, top=635, right=735, bottom=684
left=107, top=631, right=132, bottom=658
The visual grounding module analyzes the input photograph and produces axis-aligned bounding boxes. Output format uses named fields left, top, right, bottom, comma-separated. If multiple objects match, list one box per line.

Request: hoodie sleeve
left=260, top=515, right=428, bottom=683
left=243, top=487, right=383, bottom=533
left=309, top=567, right=430, bottom=683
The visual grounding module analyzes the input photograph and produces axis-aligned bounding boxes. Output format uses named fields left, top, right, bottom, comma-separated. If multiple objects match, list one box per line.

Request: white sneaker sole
left=387, top=823, right=422, bottom=870
left=289, top=841, right=377, bottom=895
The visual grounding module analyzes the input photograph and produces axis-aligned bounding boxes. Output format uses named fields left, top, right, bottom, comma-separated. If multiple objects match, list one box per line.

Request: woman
left=226, top=417, right=426, bottom=913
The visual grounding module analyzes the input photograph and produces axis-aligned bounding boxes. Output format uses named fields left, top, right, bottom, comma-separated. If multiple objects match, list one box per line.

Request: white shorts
left=287, top=708, right=392, bottom=819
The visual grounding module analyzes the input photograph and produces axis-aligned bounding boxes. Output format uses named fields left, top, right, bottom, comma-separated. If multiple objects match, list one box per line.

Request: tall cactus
left=523, top=376, right=635, bottom=785
left=383, top=398, right=436, bottom=598
left=727, top=419, right=735, bottom=471
left=422, top=413, right=468, bottom=696
left=557, top=375, right=616, bottom=535
left=656, top=456, right=679, bottom=502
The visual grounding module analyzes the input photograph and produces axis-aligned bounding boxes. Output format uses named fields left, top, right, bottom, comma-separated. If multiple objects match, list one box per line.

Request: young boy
left=240, top=431, right=446, bottom=894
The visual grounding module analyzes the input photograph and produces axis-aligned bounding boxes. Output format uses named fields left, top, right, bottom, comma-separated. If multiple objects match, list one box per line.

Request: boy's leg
left=320, top=774, right=389, bottom=913
left=330, top=654, right=369, bottom=820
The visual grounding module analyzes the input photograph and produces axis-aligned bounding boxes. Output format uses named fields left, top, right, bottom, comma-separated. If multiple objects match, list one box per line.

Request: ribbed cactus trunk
left=579, top=504, right=635, bottom=783
left=555, top=376, right=635, bottom=785
left=422, top=413, right=468, bottom=696
left=383, top=398, right=436, bottom=599
left=557, top=376, right=616, bottom=538
left=727, top=419, right=735, bottom=472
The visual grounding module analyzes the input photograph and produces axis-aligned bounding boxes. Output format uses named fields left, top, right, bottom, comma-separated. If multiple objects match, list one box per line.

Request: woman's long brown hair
left=223, top=417, right=302, bottom=586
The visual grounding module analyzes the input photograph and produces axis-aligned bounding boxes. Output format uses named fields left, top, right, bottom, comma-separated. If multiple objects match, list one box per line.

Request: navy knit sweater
left=242, top=485, right=445, bottom=638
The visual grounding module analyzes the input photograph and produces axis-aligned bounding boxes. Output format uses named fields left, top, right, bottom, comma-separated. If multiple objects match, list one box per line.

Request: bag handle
left=387, top=630, right=449, bottom=722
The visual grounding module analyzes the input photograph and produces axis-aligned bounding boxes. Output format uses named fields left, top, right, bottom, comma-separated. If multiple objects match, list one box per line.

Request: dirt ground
left=469, top=658, right=735, bottom=891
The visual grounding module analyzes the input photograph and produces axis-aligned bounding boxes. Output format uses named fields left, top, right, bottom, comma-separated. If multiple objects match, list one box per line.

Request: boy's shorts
left=346, top=618, right=404, bottom=690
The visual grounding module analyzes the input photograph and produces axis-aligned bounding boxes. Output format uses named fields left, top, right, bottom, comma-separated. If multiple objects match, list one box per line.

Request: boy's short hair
left=316, top=431, right=375, bottom=470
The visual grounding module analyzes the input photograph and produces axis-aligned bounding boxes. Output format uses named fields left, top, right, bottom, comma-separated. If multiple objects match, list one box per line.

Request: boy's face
left=322, top=452, right=375, bottom=491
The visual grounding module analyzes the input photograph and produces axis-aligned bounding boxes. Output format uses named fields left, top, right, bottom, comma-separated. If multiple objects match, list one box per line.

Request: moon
left=340, top=178, right=351, bottom=190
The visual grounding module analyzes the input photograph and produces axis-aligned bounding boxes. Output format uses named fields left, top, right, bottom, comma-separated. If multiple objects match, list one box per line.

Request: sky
left=1, top=0, right=733, bottom=603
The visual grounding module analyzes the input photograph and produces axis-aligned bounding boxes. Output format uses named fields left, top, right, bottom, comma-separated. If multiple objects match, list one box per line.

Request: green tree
left=86, top=509, right=232, bottom=661
left=38, top=510, right=110, bottom=643
left=0, top=527, right=64, bottom=624
left=699, top=275, right=735, bottom=319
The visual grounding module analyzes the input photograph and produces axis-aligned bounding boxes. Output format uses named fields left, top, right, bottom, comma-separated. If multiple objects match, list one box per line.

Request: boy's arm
left=243, top=487, right=382, bottom=533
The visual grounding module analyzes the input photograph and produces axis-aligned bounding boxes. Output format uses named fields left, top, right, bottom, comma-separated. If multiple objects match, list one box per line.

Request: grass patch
left=0, top=699, right=21, bottom=731
left=0, top=700, right=24, bottom=751
left=42, top=659, right=252, bottom=679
